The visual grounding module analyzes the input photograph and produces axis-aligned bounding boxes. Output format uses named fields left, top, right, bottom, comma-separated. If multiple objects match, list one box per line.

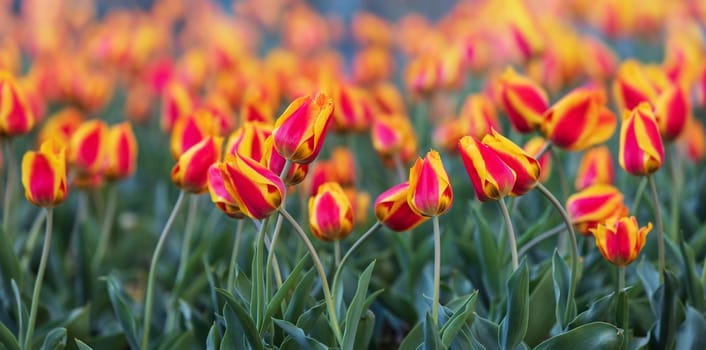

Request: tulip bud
left=105, top=122, right=138, bottom=181
left=329, top=147, right=356, bottom=187
left=407, top=150, right=453, bottom=216
left=567, top=184, right=628, bottom=235
left=482, top=129, right=540, bottom=196
left=68, top=119, right=108, bottom=176
left=459, top=94, right=500, bottom=140
left=371, top=82, right=406, bottom=115
left=497, top=67, right=548, bottom=133
left=161, top=81, right=195, bottom=132
left=619, top=102, right=664, bottom=176
left=309, top=182, right=354, bottom=241
left=541, top=87, right=616, bottom=151
left=207, top=164, right=245, bottom=219
left=272, top=92, right=334, bottom=164
left=171, top=137, right=223, bottom=193
left=219, top=153, right=285, bottom=220
left=170, top=109, right=222, bottom=159
left=612, top=60, right=659, bottom=112
left=0, top=71, right=36, bottom=137
left=677, top=118, right=706, bottom=163
left=331, top=85, right=374, bottom=133
left=575, top=146, right=614, bottom=190
left=225, top=122, right=272, bottom=162
left=38, top=108, right=84, bottom=147
left=375, top=182, right=429, bottom=232
left=523, top=137, right=551, bottom=183
left=458, top=136, right=516, bottom=202
left=261, top=136, right=309, bottom=186
left=653, top=85, right=689, bottom=142
left=21, top=139, right=68, bottom=207
left=590, top=216, right=652, bottom=266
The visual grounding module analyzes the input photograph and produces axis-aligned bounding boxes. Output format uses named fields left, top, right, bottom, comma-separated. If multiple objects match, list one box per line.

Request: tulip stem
left=2, top=140, right=17, bottom=235
left=92, top=183, right=118, bottom=272
left=334, top=241, right=341, bottom=267
left=647, top=175, right=665, bottom=283
left=498, top=199, right=518, bottom=270
left=227, top=220, right=244, bottom=292
left=332, top=221, right=382, bottom=300
left=142, top=190, right=186, bottom=350
left=278, top=208, right=343, bottom=343
left=630, top=177, right=648, bottom=213
left=393, top=155, right=406, bottom=183
left=617, top=266, right=628, bottom=350
left=175, top=194, right=199, bottom=288
left=534, top=140, right=552, bottom=159
left=266, top=214, right=285, bottom=300
left=252, top=216, right=271, bottom=328
left=20, top=209, right=48, bottom=270
left=24, top=208, right=53, bottom=350
left=536, top=183, right=580, bottom=326
left=432, top=216, right=442, bottom=325
left=669, top=147, right=682, bottom=241
left=518, top=224, right=565, bottom=257
left=618, top=266, right=625, bottom=292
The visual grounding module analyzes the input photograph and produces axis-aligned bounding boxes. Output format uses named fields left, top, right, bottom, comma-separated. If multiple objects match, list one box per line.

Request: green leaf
left=552, top=250, right=575, bottom=329
left=0, top=226, right=22, bottom=295
left=39, top=328, right=67, bottom=350
left=676, top=306, right=706, bottom=350
left=472, top=206, right=503, bottom=299
left=398, top=321, right=424, bottom=350
left=636, top=257, right=659, bottom=300
left=0, top=319, right=20, bottom=350
left=424, top=312, right=444, bottom=350
left=217, top=288, right=263, bottom=350
left=261, top=255, right=308, bottom=334
left=284, top=269, right=316, bottom=324
left=649, top=271, right=680, bottom=350
left=525, top=266, right=555, bottom=347
left=569, top=293, right=614, bottom=329
left=104, top=276, right=140, bottom=350
left=440, top=291, right=478, bottom=347
left=156, top=330, right=194, bottom=350
left=296, top=302, right=326, bottom=335
left=74, top=339, right=93, bottom=350
left=679, top=238, right=705, bottom=311
left=534, top=322, right=623, bottom=350
left=221, top=305, right=245, bottom=350
left=353, top=310, right=375, bottom=350
left=342, top=261, right=376, bottom=350
left=273, top=319, right=328, bottom=350
left=11, top=280, right=27, bottom=348
left=206, top=323, right=220, bottom=350
left=499, top=260, right=529, bottom=350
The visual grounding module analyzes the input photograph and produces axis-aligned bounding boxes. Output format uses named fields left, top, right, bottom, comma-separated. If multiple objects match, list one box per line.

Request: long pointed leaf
left=216, top=288, right=263, bottom=350
left=499, top=260, right=529, bottom=350
left=534, top=322, right=623, bottom=350
left=341, top=261, right=376, bottom=350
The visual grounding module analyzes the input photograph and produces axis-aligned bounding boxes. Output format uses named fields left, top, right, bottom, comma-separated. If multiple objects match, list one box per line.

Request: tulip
left=171, top=137, right=223, bottom=193
left=170, top=109, right=222, bottom=159
left=161, top=81, right=195, bottom=132
left=497, top=67, right=548, bottom=133
left=309, top=182, right=354, bottom=241
left=619, top=102, right=664, bottom=176
left=225, top=122, right=272, bottom=162
left=459, top=94, right=500, bottom=140
left=331, top=84, right=374, bottom=133
left=272, top=92, right=334, bottom=164
left=375, top=182, right=429, bottom=231
left=566, top=184, right=628, bottom=235
left=523, top=137, right=551, bottom=183
left=482, top=129, right=540, bottom=196
left=353, top=47, right=394, bottom=85
left=575, top=146, right=614, bottom=190
left=541, top=87, right=616, bottom=151
left=105, top=122, right=138, bottom=181
left=68, top=119, right=108, bottom=176
left=0, top=71, right=36, bottom=137
left=329, top=147, right=356, bottom=187
left=218, top=153, right=285, bottom=220
left=207, top=164, right=245, bottom=219
left=240, top=93, right=275, bottom=125
left=37, top=108, right=84, bottom=147
left=371, top=82, right=406, bottom=115
left=21, top=139, right=68, bottom=207
left=612, top=60, right=659, bottom=112
left=407, top=150, right=453, bottom=216
left=432, top=117, right=467, bottom=153
left=677, top=118, right=706, bottom=163
left=653, top=85, right=690, bottom=142
left=261, top=136, right=309, bottom=186
left=458, top=136, right=516, bottom=202
left=591, top=216, right=652, bottom=266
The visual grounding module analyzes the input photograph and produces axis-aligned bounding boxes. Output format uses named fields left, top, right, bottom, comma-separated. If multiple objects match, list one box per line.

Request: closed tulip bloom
left=240, top=94, right=275, bottom=125
left=612, top=60, right=659, bottom=112
left=226, top=122, right=272, bottom=162
left=523, top=137, right=551, bottom=183
left=567, top=184, right=628, bottom=235
left=591, top=216, right=652, bottom=266
left=371, top=115, right=405, bottom=158
left=458, top=136, right=516, bottom=202
left=261, top=136, right=309, bottom=186
left=309, top=182, right=354, bottom=241
left=432, top=117, right=467, bottom=153
left=207, top=164, right=245, bottom=219
left=161, top=81, right=195, bottom=132
left=272, top=92, right=334, bottom=164
left=459, top=94, right=500, bottom=140
left=330, top=147, right=356, bottom=187
left=219, top=153, right=285, bottom=220
left=407, top=150, right=453, bottom=216
left=371, top=82, right=406, bottom=115
left=653, top=85, right=689, bottom=142
left=37, top=108, right=84, bottom=147
left=575, top=146, right=614, bottom=190
left=21, top=139, right=68, bottom=207
left=677, top=118, right=706, bottom=163
left=541, top=87, right=616, bottom=151
left=170, top=109, right=221, bottom=159
left=497, top=67, right=548, bottom=133
left=171, top=137, right=223, bottom=193
left=105, top=122, right=138, bottom=180
left=375, top=182, right=429, bottom=231
left=619, top=102, right=664, bottom=176
left=331, top=85, right=374, bottom=133
left=0, top=71, right=36, bottom=137
left=68, top=119, right=108, bottom=176
left=482, top=129, right=540, bottom=196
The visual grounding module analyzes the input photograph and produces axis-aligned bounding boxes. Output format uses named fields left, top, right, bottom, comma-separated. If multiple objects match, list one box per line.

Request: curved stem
left=142, top=190, right=186, bottom=350
left=393, top=155, right=406, bottom=183
left=252, top=217, right=270, bottom=328
left=648, top=175, right=665, bottom=282
left=550, top=149, right=569, bottom=200
left=278, top=208, right=342, bottom=343
left=533, top=140, right=553, bottom=160
left=536, top=183, right=580, bottom=325
left=21, top=210, right=48, bottom=270
left=498, top=199, right=518, bottom=270
left=518, top=224, right=566, bottom=257
left=227, top=220, right=245, bottom=292
left=2, top=140, right=17, bottom=235
left=630, top=177, right=648, bottom=213
left=266, top=214, right=285, bottom=299
left=175, top=194, right=199, bottom=286
left=669, top=147, right=681, bottom=241
left=92, top=183, right=118, bottom=271
left=617, top=266, right=628, bottom=350
left=332, top=221, right=382, bottom=299
left=24, top=208, right=53, bottom=350
left=334, top=241, right=341, bottom=267
left=432, top=216, right=442, bottom=325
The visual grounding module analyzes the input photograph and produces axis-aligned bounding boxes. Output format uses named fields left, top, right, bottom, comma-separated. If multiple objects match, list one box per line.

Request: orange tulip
left=309, top=182, right=354, bottom=241
left=567, top=184, right=628, bottom=235
left=653, top=85, right=690, bottom=142
left=0, top=71, right=36, bottom=137
left=575, top=146, right=614, bottom=190
left=161, top=81, right=195, bottom=132
left=619, top=102, right=664, bottom=176
left=21, top=139, right=68, bottom=208
left=171, top=137, right=223, bottom=193
left=497, top=67, right=548, bottom=133
left=68, top=119, right=108, bottom=176
left=105, top=122, right=138, bottom=181
left=217, top=153, right=285, bottom=220
left=170, top=109, right=221, bottom=159
left=374, top=182, right=429, bottom=232
left=459, top=94, right=501, bottom=140
left=482, top=129, right=540, bottom=196
left=272, top=92, right=334, bottom=164
left=331, top=84, right=374, bottom=133
left=591, top=216, right=652, bottom=266
left=207, top=163, right=245, bottom=219
left=407, top=150, right=453, bottom=216
left=37, top=108, right=84, bottom=147
left=329, top=147, right=356, bottom=188
left=458, top=136, right=516, bottom=202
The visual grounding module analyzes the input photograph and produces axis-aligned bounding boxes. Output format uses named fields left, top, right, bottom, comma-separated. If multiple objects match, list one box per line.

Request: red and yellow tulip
left=653, top=84, right=690, bottom=142
left=309, top=182, right=354, bottom=241
left=37, top=108, right=84, bottom=147
left=272, top=92, right=334, bottom=164
left=207, top=164, right=245, bottom=219
left=407, top=150, right=453, bottom=217
left=170, top=108, right=222, bottom=159
left=105, top=122, right=138, bottom=181
left=591, top=216, right=652, bottom=266
left=261, top=136, right=309, bottom=186
left=482, top=129, right=540, bottom=196
left=217, top=153, right=285, bottom=220
left=575, top=146, right=614, bottom=190
left=566, top=184, right=628, bottom=235
left=497, top=67, right=548, bottom=133
left=161, top=81, right=195, bottom=132
left=458, top=136, right=516, bottom=202
left=523, top=137, right=551, bottom=183
left=226, top=122, right=272, bottom=162
left=677, top=118, right=706, bottom=163
left=619, top=102, right=664, bottom=176
left=0, top=71, right=36, bottom=137
left=331, top=84, right=374, bottom=133
left=68, top=119, right=108, bottom=176
left=171, top=137, right=223, bottom=193
left=21, top=139, right=68, bottom=208
left=375, top=182, right=429, bottom=232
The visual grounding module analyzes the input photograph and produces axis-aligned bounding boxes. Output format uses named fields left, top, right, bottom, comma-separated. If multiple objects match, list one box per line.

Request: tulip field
left=3, top=0, right=706, bottom=349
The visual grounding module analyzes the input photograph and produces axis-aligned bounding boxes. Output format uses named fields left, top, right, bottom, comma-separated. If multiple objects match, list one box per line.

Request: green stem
left=498, top=199, right=518, bottom=270
left=618, top=266, right=625, bottom=292
left=617, top=266, right=628, bottom=350
left=536, top=183, right=580, bottom=325
left=334, top=241, right=341, bottom=267
left=278, top=208, right=343, bottom=343
left=24, top=208, right=53, bottom=350
left=142, top=190, right=186, bottom=350
left=227, top=220, right=245, bottom=292
left=92, top=184, right=118, bottom=271
left=393, top=155, right=407, bottom=183
left=518, top=224, right=566, bottom=257
left=252, top=217, right=271, bottom=328
left=175, top=194, right=199, bottom=286
left=551, top=149, right=569, bottom=200
left=648, top=175, right=665, bottom=282
left=669, top=147, right=681, bottom=241
left=533, top=140, right=553, bottom=160
left=21, top=210, right=48, bottom=270
left=266, top=214, right=285, bottom=300
left=2, top=140, right=17, bottom=235
left=630, top=177, right=648, bottom=213
left=332, top=221, right=382, bottom=300
left=432, top=216, right=442, bottom=325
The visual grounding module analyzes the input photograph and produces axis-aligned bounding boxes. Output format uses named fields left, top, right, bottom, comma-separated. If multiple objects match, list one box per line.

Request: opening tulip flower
left=458, top=136, right=516, bottom=202
left=566, top=184, right=628, bottom=235
left=309, top=182, right=354, bottom=241
left=619, top=102, right=664, bottom=176
left=272, top=92, right=334, bottom=164
left=171, top=136, right=223, bottom=193
left=207, top=163, right=245, bottom=219
left=481, top=129, right=540, bottom=196
left=591, top=216, right=652, bottom=266
left=497, top=67, right=548, bottom=133
left=21, top=139, right=68, bottom=208
left=0, top=71, right=36, bottom=137
left=407, top=150, right=453, bottom=217
left=374, top=182, right=429, bottom=232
